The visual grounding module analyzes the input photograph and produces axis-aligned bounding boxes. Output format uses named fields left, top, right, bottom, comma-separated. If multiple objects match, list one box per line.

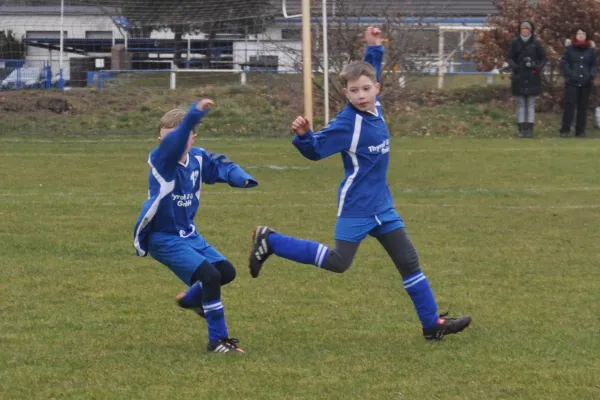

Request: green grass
left=1, top=136, right=599, bottom=399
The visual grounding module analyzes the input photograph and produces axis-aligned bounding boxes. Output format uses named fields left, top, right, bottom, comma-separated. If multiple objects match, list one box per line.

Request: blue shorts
left=148, top=232, right=226, bottom=285
left=334, top=208, right=405, bottom=243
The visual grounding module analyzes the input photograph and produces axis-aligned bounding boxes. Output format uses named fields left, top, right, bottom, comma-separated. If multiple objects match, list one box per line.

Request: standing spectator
left=560, top=28, right=596, bottom=138
left=507, top=21, right=547, bottom=138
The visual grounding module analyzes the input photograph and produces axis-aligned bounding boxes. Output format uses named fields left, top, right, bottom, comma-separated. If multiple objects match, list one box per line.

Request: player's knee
left=192, top=261, right=222, bottom=288
left=396, top=251, right=421, bottom=277
left=214, top=260, right=236, bottom=285
left=323, top=251, right=352, bottom=273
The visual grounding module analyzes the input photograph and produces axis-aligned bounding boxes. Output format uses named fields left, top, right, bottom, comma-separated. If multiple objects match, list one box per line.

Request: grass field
left=1, top=136, right=599, bottom=399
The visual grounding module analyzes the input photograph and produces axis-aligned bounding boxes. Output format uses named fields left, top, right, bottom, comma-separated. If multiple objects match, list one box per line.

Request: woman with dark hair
left=560, top=28, right=597, bottom=138
left=507, top=21, right=547, bottom=138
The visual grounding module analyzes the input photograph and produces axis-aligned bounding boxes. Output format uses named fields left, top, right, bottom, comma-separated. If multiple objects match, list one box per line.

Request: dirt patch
left=35, top=97, right=69, bottom=114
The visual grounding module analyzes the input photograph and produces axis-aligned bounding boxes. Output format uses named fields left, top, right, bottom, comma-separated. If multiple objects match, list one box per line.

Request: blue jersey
left=133, top=104, right=258, bottom=256
left=292, top=45, right=392, bottom=218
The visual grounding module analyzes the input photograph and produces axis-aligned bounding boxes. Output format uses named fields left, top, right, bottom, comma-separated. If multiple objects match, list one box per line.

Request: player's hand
left=365, top=26, right=382, bottom=46
left=292, top=116, right=311, bottom=136
left=196, top=99, right=214, bottom=111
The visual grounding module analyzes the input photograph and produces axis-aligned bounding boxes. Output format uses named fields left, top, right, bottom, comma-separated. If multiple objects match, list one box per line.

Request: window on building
left=281, top=28, right=301, bottom=40
left=86, top=31, right=113, bottom=39
left=26, top=31, right=68, bottom=39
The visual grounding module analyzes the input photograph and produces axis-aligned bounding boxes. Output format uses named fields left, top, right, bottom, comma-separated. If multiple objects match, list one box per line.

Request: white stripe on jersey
left=337, top=114, right=363, bottom=217
left=194, top=155, right=203, bottom=200
left=133, top=156, right=175, bottom=256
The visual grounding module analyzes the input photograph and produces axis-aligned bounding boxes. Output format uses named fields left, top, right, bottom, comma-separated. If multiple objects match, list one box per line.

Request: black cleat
left=423, top=312, right=472, bottom=341
left=176, top=292, right=205, bottom=319
left=206, top=338, right=245, bottom=354
left=249, top=226, right=275, bottom=278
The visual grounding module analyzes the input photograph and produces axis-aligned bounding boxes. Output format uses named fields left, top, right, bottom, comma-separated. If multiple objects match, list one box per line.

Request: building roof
left=0, top=5, right=119, bottom=16
left=278, top=0, right=499, bottom=17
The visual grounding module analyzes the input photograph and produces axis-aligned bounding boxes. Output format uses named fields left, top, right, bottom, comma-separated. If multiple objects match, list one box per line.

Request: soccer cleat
left=423, top=312, right=472, bottom=341
left=206, top=338, right=245, bottom=354
left=249, top=226, right=275, bottom=278
left=176, top=292, right=205, bottom=319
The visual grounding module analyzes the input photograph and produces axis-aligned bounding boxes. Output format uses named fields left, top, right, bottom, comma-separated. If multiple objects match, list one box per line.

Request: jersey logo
left=172, top=193, right=193, bottom=207
left=368, top=139, right=390, bottom=154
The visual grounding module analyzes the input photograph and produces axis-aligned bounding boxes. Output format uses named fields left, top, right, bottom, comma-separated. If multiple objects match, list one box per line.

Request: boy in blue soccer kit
left=134, top=99, right=257, bottom=354
left=249, top=27, right=471, bottom=340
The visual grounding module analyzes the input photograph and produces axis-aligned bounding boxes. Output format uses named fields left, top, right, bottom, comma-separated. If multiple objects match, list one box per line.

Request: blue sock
left=268, top=232, right=329, bottom=267
left=180, top=282, right=203, bottom=307
left=203, top=300, right=228, bottom=343
left=403, top=271, right=439, bottom=330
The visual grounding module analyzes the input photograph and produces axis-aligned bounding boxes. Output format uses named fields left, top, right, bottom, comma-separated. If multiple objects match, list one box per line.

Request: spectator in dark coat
left=507, top=21, right=547, bottom=138
left=560, top=28, right=597, bottom=138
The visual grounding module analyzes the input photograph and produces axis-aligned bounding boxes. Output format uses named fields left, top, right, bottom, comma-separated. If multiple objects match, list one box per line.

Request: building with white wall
left=0, top=5, right=127, bottom=73
left=0, top=1, right=496, bottom=74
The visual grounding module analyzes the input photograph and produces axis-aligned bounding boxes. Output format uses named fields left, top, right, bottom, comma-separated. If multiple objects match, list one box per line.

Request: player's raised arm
left=291, top=116, right=354, bottom=161
left=200, top=151, right=258, bottom=188
left=152, top=99, right=213, bottom=177
left=363, top=26, right=383, bottom=83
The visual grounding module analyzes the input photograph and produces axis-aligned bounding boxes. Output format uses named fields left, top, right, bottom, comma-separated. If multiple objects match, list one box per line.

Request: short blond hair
left=158, top=108, right=187, bottom=134
left=339, top=61, right=377, bottom=87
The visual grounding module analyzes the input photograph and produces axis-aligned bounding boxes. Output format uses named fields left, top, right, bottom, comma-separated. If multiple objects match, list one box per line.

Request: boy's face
left=158, top=128, right=197, bottom=156
left=343, top=75, right=380, bottom=112
left=576, top=30, right=587, bottom=42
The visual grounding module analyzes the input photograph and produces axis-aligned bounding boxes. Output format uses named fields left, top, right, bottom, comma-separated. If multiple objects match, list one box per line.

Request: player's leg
left=148, top=233, right=243, bottom=353
left=248, top=226, right=330, bottom=278
left=249, top=217, right=370, bottom=278
left=190, top=261, right=243, bottom=353
left=370, top=210, right=471, bottom=340
left=214, top=260, right=236, bottom=285
left=320, top=240, right=360, bottom=273
left=178, top=237, right=237, bottom=305
left=175, top=238, right=235, bottom=316
left=167, top=235, right=208, bottom=316
left=175, top=259, right=235, bottom=318
left=188, top=236, right=237, bottom=285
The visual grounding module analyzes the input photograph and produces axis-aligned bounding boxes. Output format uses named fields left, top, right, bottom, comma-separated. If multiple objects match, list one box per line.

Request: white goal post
left=437, top=25, right=493, bottom=89
left=282, top=0, right=330, bottom=123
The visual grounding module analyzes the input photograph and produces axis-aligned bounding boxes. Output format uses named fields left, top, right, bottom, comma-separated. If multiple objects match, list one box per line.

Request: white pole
left=322, top=0, right=329, bottom=122
left=438, top=28, right=444, bottom=89
left=187, top=37, right=191, bottom=69
left=59, top=0, right=64, bottom=72
left=170, top=71, right=176, bottom=89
